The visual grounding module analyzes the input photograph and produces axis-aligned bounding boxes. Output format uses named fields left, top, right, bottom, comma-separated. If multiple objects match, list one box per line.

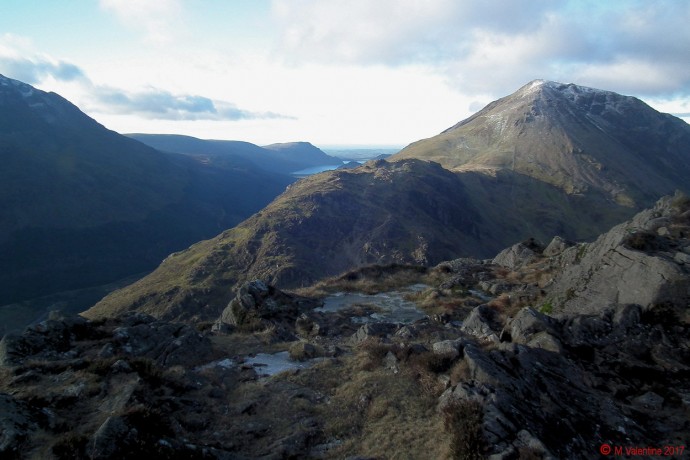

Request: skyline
left=1, top=0, right=689, bottom=147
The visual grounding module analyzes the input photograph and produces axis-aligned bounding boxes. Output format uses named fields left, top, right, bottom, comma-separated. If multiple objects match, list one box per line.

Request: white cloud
left=99, top=0, right=185, bottom=44
left=269, top=0, right=690, bottom=98
left=0, top=35, right=86, bottom=84
left=87, top=85, right=291, bottom=121
left=0, top=38, right=288, bottom=123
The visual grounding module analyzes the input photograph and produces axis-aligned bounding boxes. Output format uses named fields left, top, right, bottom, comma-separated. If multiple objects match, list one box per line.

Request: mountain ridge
left=127, top=133, right=341, bottom=174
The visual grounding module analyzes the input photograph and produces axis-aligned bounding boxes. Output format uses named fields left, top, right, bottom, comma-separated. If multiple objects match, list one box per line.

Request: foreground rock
left=549, top=192, right=690, bottom=315
left=440, top=194, right=690, bottom=458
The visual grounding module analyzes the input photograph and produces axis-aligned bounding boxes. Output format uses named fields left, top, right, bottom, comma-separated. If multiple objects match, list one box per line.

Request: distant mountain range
left=0, top=74, right=294, bottom=305
left=87, top=80, right=690, bottom=323
left=127, top=134, right=341, bottom=174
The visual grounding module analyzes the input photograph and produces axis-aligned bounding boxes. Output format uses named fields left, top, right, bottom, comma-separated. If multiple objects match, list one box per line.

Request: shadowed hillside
left=0, top=75, right=293, bottom=306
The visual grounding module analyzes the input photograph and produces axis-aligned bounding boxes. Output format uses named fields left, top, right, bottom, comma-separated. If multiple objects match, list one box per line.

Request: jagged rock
left=543, top=236, right=574, bottom=257
left=632, top=391, right=664, bottom=411
left=492, top=238, right=544, bottom=269
left=0, top=315, right=90, bottom=366
left=0, top=393, right=38, bottom=457
left=215, top=280, right=315, bottom=331
left=461, top=305, right=501, bottom=342
left=549, top=195, right=690, bottom=315
left=432, top=339, right=465, bottom=358
left=508, top=307, right=562, bottom=352
left=351, top=323, right=397, bottom=343
left=441, top=342, right=646, bottom=458
left=0, top=334, right=27, bottom=367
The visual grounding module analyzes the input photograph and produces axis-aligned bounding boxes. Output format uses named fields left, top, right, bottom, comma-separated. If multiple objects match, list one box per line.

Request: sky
left=0, top=0, right=688, bottom=147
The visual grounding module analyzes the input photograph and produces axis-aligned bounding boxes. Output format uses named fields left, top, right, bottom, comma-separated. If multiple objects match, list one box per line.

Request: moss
left=539, top=300, right=554, bottom=315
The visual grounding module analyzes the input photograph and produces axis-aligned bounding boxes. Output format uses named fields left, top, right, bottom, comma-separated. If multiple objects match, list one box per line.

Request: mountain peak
left=515, top=78, right=552, bottom=96
left=514, top=79, right=616, bottom=101
left=392, top=80, right=690, bottom=206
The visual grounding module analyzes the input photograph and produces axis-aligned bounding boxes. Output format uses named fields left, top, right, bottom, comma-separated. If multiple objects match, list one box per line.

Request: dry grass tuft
left=442, top=399, right=487, bottom=460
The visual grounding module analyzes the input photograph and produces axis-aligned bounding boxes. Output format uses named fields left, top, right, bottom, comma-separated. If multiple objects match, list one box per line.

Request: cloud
left=270, top=0, right=690, bottom=98
left=99, top=0, right=185, bottom=44
left=0, top=34, right=86, bottom=84
left=90, top=86, right=292, bottom=121
left=0, top=56, right=85, bottom=84
left=0, top=38, right=290, bottom=122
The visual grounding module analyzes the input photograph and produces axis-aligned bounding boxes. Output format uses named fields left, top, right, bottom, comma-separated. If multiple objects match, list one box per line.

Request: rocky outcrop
left=548, top=193, right=690, bottom=315
left=440, top=300, right=690, bottom=458
left=543, top=235, right=575, bottom=257
left=461, top=304, right=502, bottom=343
left=214, top=280, right=319, bottom=334
left=110, top=312, right=213, bottom=366
left=0, top=314, right=89, bottom=366
left=492, top=238, right=544, bottom=269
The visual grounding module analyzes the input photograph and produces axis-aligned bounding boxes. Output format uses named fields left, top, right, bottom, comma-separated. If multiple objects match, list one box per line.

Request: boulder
left=508, top=307, right=562, bottom=352
left=543, top=236, right=574, bottom=257
left=461, top=305, right=501, bottom=342
left=432, top=339, right=465, bottom=359
left=288, top=342, right=318, bottom=362
left=351, top=323, right=397, bottom=344
left=492, top=238, right=544, bottom=269
left=215, top=280, right=314, bottom=331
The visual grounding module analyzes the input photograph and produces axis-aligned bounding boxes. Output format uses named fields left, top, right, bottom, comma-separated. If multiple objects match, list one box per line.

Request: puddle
left=197, top=352, right=323, bottom=378
left=316, top=284, right=428, bottom=324
left=245, top=351, right=322, bottom=377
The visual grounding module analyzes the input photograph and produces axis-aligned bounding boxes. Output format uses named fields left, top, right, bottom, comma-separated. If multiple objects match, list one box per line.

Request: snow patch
left=519, top=79, right=547, bottom=97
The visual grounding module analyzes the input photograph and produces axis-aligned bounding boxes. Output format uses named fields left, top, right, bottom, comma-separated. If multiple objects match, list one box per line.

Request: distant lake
left=291, top=164, right=345, bottom=176
left=292, top=160, right=366, bottom=177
